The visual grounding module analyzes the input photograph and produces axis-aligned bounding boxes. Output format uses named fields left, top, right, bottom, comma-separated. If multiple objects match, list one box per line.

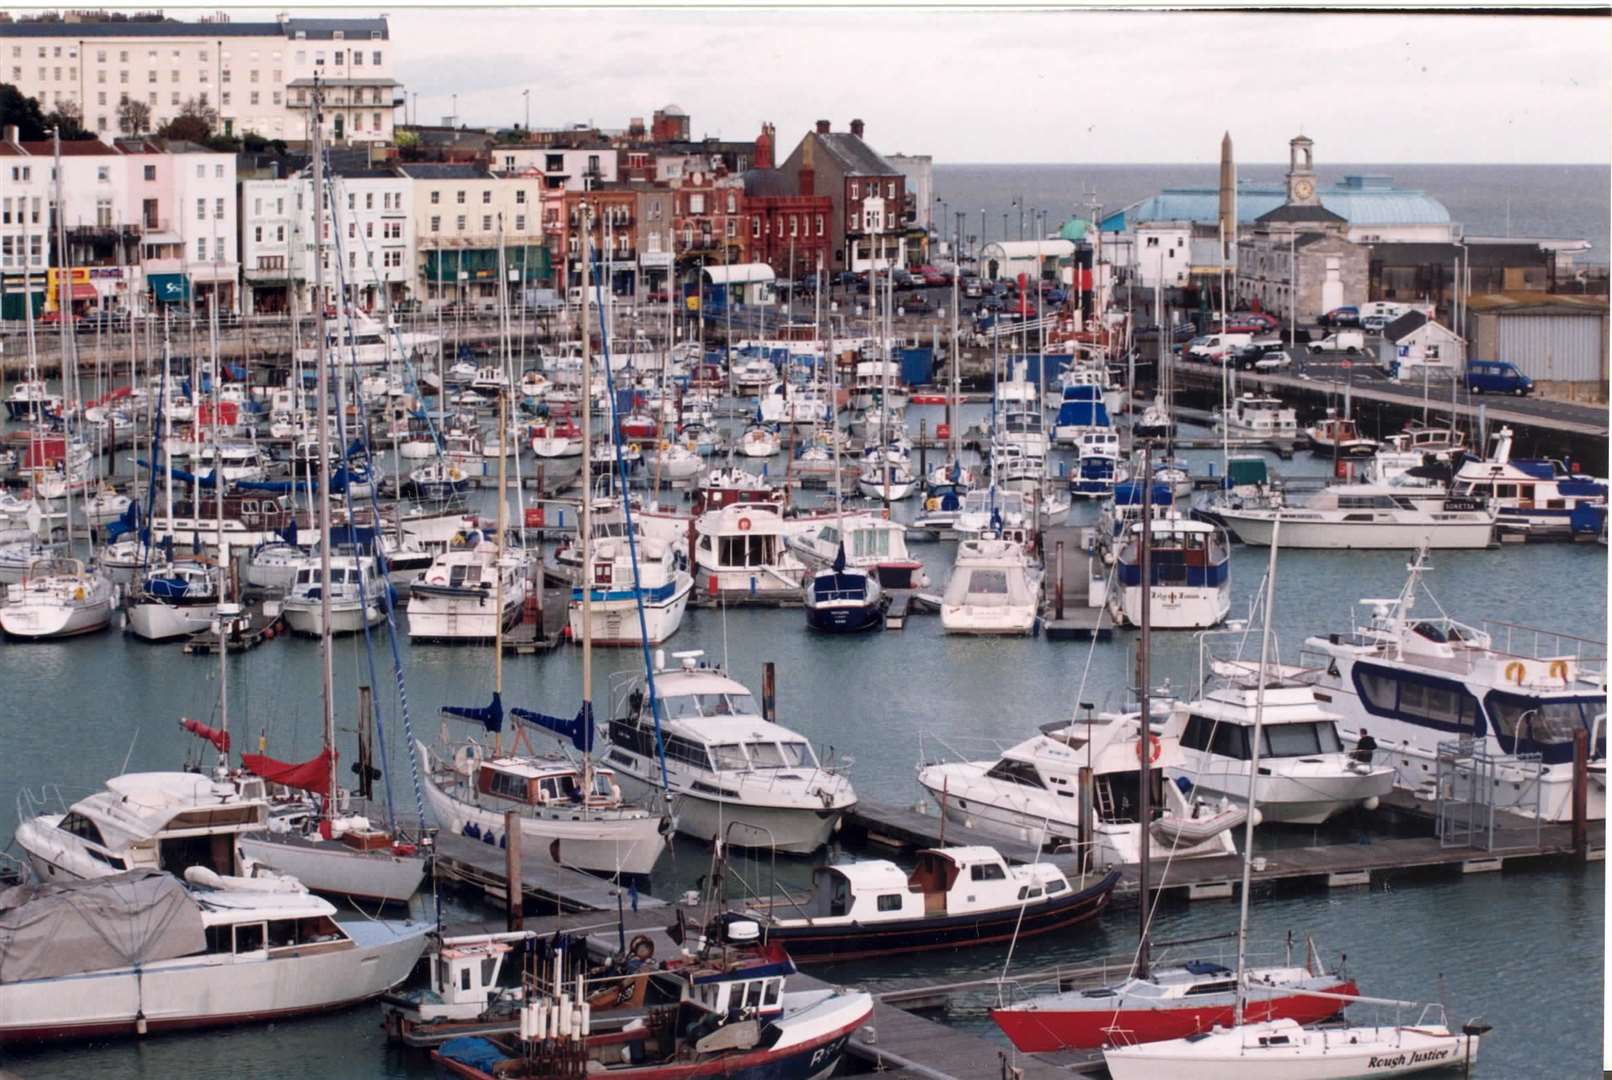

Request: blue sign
left=149, top=273, right=190, bottom=304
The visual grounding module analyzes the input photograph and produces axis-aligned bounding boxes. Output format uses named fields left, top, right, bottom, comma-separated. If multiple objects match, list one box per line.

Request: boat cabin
left=794, top=847, right=1071, bottom=923
left=475, top=758, right=620, bottom=807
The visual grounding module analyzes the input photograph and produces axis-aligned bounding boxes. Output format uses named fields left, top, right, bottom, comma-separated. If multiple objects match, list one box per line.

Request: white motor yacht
left=691, top=504, right=807, bottom=602
left=603, top=651, right=857, bottom=853
left=941, top=538, right=1042, bottom=635
left=407, top=535, right=532, bottom=640
left=786, top=512, right=929, bottom=590
left=1215, top=481, right=1496, bottom=549
left=1299, top=548, right=1606, bottom=822
left=1217, top=392, right=1298, bottom=439
left=1108, top=514, right=1231, bottom=630
left=917, top=707, right=1243, bottom=866
left=1171, top=651, right=1394, bottom=825
left=281, top=552, right=389, bottom=636
left=125, top=559, right=220, bottom=641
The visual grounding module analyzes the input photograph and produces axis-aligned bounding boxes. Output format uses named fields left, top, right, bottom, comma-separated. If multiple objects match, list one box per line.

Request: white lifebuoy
left=453, top=742, right=484, bottom=777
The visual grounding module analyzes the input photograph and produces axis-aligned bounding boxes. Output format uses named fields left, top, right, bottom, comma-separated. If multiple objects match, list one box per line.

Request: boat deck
left=1040, top=525, right=1114, bottom=641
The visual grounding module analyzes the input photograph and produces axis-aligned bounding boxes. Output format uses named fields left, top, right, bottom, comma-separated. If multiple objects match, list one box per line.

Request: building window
left=456, top=190, right=466, bottom=205
left=196, top=198, right=206, bottom=221
left=752, top=217, right=761, bottom=238
left=215, top=197, right=225, bottom=219
left=372, top=112, right=381, bottom=131
left=481, top=190, right=491, bottom=205
left=373, top=51, right=383, bottom=65
left=196, top=237, right=207, bottom=261
left=515, top=189, right=526, bottom=205
left=456, top=215, right=466, bottom=231
left=482, top=215, right=492, bottom=230
left=430, top=190, right=440, bottom=205
left=144, top=165, right=156, bottom=181
left=725, top=219, right=736, bottom=238
left=850, top=182, right=859, bottom=199
left=816, top=214, right=824, bottom=236
left=430, top=215, right=440, bottom=233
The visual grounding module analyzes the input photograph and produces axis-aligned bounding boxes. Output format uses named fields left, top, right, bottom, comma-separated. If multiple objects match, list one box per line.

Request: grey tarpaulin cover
left=0, top=869, right=207, bottom=982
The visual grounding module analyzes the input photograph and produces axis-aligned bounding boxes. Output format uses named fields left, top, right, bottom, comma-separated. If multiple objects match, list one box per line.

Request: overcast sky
left=308, top=7, right=1608, bottom=163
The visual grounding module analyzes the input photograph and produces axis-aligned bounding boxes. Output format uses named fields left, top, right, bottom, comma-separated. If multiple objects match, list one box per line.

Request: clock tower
left=1286, top=134, right=1318, bottom=206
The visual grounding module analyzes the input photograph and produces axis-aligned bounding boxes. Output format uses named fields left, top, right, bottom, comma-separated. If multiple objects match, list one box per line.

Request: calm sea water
left=0, top=412, right=1603, bottom=1078
left=933, top=163, right=1611, bottom=265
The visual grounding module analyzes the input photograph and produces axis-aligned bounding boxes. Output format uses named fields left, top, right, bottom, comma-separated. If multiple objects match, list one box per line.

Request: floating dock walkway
left=1040, top=525, right=1112, bottom=641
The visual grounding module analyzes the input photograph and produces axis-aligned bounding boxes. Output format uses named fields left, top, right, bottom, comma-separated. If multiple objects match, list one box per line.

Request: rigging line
left=319, top=160, right=416, bottom=836
left=590, top=241, right=670, bottom=795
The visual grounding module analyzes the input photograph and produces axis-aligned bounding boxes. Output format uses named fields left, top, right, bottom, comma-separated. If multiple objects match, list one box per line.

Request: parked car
left=1231, top=311, right=1281, bottom=332
left=977, top=297, right=1006, bottom=315
left=1319, top=306, right=1362, bottom=329
left=832, top=271, right=860, bottom=288
left=1466, top=359, right=1533, bottom=396
left=1236, top=338, right=1290, bottom=371
left=1043, top=287, right=1070, bottom=305
left=80, top=309, right=129, bottom=333
left=915, top=265, right=949, bottom=287
left=1361, top=314, right=1390, bottom=333
left=900, top=293, right=933, bottom=313
left=39, top=309, right=82, bottom=330
left=963, top=277, right=984, bottom=299
left=1186, top=332, right=1254, bottom=364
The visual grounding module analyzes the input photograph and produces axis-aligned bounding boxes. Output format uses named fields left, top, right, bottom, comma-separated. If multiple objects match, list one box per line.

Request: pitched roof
left=1256, top=202, right=1347, bottom=225
left=814, top=132, right=898, bottom=177
left=741, top=168, right=794, bottom=198
left=281, top=17, right=389, bottom=40
left=15, top=138, right=118, bottom=156
left=0, top=16, right=387, bottom=39
left=1382, top=311, right=1429, bottom=341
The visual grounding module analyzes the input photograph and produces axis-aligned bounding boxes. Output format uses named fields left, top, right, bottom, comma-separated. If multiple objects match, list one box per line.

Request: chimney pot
left=815, top=120, right=830, bottom=134
left=3, top=125, right=17, bottom=144
left=849, top=118, right=864, bottom=138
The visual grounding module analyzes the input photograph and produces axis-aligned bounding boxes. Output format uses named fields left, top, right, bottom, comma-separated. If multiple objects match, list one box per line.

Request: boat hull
left=0, top=917, right=429, bottom=1044
left=567, top=574, right=692, bottom=645
left=614, top=768, right=844, bottom=854
left=282, top=598, right=387, bottom=636
left=1217, top=512, right=1494, bottom=549
left=0, top=598, right=112, bottom=639
left=992, top=979, right=1358, bottom=1053
left=1102, top=1023, right=1474, bottom=1080
left=238, top=833, right=426, bottom=903
left=126, top=600, right=217, bottom=642
left=764, top=871, right=1119, bottom=962
left=805, top=598, right=885, bottom=633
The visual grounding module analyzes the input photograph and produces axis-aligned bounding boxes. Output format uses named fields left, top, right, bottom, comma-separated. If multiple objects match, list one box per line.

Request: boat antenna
left=1233, top=518, right=1281, bottom=1025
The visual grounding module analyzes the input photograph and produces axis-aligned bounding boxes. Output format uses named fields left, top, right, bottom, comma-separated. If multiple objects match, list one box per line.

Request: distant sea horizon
left=931, top=162, right=1611, bottom=265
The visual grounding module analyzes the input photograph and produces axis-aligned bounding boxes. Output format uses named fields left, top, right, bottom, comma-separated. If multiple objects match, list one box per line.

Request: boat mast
left=51, top=128, right=77, bottom=553
left=1233, top=520, right=1281, bottom=1025
left=311, top=82, right=338, bottom=820
left=492, top=386, right=507, bottom=757
left=1135, top=445, right=1153, bottom=980
left=211, top=241, right=228, bottom=776
left=950, top=259, right=961, bottom=466
left=579, top=204, right=596, bottom=781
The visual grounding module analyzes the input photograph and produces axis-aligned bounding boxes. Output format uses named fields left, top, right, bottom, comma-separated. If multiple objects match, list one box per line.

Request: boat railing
left=16, top=782, right=73, bottom=825
left=1479, top=619, right=1607, bottom=682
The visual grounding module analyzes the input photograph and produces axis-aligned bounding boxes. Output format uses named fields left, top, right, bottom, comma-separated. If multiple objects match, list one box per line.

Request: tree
left=0, top=82, right=49, bottom=141
left=156, top=97, right=218, bottom=143
left=117, top=97, right=152, bottom=136
left=44, top=98, right=93, bottom=140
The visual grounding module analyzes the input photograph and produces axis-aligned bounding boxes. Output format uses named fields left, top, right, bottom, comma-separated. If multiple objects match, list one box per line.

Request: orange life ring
left=1139, top=734, right=1163, bottom=765
left=1505, top=661, right=1526, bottom=686
left=1549, top=659, right=1569, bottom=683
left=737, top=517, right=752, bottom=532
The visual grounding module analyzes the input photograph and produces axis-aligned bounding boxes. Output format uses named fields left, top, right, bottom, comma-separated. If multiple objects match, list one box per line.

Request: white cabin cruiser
left=1298, top=549, right=1606, bottom=822
left=1451, top=425, right=1607, bottom=539
left=1217, top=392, right=1298, bottom=439
left=281, top=552, right=389, bottom=636
left=786, top=512, right=928, bottom=590
left=1108, top=514, right=1231, bottom=630
left=407, top=535, right=532, bottom=640
left=691, top=505, right=807, bottom=602
left=940, top=538, right=1041, bottom=635
left=918, top=708, right=1243, bottom=866
left=604, top=651, right=856, bottom=853
left=0, top=557, right=115, bottom=639
left=1214, top=481, right=1496, bottom=549
left=1171, top=652, right=1394, bottom=825
left=125, top=559, right=220, bottom=641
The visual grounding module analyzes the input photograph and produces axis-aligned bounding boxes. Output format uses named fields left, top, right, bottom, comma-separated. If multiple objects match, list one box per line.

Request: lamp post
left=522, top=89, right=529, bottom=132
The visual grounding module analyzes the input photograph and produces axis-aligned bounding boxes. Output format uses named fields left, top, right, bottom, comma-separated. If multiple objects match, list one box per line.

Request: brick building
left=777, top=119, right=905, bottom=272
left=740, top=123, right=832, bottom=281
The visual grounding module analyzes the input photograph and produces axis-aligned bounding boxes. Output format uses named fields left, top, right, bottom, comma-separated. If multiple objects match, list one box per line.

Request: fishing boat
left=430, top=923, right=872, bottom=1080
left=0, top=556, right=115, bottom=639
left=1070, top=430, right=1127, bottom=499
left=1171, top=646, right=1394, bottom=824
left=916, top=707, right=1243, bottom=864
left=1213, top=482, right=1496, bottom=549
left=1306, top=411, right=1379, bottom=458
left=742, top=847, right=1119, bottom=962
left=1299, top=547, right=1606, bottom=822
left=4, top=379, right=61, bottom=421
left=1450, top=425, right=1607, bottom=539
left=999, top=407, right=1049, bottom=458
left=851, top=357, right=907, bottom=411
left=0, top=868, right=430, bottom=1043
left=604, top=650, right=856, bottom=852
left=940, top=538, right=1042, bottom=635
left=802, top=549, right=886, bottom=633
left=1217, top=393, right=1298, bottom=439
left=567, top=534, right=693, bottom=646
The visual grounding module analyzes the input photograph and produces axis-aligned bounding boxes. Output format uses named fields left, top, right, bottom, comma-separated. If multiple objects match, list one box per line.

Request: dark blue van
left=1466, top=359, right=1534, bottom=396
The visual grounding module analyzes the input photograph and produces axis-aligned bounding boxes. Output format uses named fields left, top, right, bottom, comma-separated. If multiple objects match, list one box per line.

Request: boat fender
left=1505, top=661, right=1526, bottom=685
left=464, top=821, right=481, bottom=840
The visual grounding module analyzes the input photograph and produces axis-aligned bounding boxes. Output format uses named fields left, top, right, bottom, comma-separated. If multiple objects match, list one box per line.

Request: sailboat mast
left=950, top=264, right=960, bottom=463
left=212, top=257, right=228, bottom=774
left=52, top=129, right=77, bottom=552
left=579, top=205, right=595, bottom=742
left=310, top=84, right=337, bottom=817
left=1234, top=521, right=1282, bottom=1025
left=1135, top=446, right=1153, bottom=980
left=493, top=389, right=507, bottom=708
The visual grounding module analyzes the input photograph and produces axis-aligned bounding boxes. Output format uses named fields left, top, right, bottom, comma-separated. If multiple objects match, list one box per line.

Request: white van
left=1186, top=332, right=1254, bottom=364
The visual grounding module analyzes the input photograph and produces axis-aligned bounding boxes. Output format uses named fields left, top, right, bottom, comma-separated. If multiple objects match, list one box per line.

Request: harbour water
left=0, top=409, right=1603, bottom=1077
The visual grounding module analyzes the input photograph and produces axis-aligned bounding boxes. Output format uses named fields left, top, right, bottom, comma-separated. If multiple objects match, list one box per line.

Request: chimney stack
left=815, top=119, right=830, bottom=134
left=849, top=118, right=864, bottom=138
left=799, top=137, right=815, bottom=197
left=2, top=125, right=17, bottom=145
left=754, top=122, right=774, bottom=170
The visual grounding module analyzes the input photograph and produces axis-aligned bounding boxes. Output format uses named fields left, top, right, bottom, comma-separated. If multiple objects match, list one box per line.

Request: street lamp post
left=522, top=89, right=529, bottom=131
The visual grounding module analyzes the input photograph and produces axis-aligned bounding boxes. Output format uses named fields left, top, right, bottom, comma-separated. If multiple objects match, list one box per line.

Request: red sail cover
left=179, top=717, right=230, bottom=754
left=242, top=748, right=336, bottom=795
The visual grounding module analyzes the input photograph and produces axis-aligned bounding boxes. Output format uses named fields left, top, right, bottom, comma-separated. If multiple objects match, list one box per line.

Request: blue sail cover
left=1054, top=399, right=1110, bottom=429
left=512, top=703, right=594, bottom=753
left=443, top=691, right=504, bottom=734
left=104, top=500, right=141, bottom=543
left=1113, top=481, right=1173, bottom=507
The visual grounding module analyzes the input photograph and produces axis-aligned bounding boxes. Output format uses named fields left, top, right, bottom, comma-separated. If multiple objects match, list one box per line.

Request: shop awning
left=66, top=283, right=97, bottom=301
left=149, top=273, right=190, bottom=304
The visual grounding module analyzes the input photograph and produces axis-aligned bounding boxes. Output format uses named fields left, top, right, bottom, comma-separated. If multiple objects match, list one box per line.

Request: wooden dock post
left=1573, top=728, right=1589, bottom=860
left=1077, top=765, right=1093, bottom=876
left=761, top=661, right=777, bottom=723
left=918, top=418, right=927, bottom=477
left=504, top=808, right=523, bottom=931
left=356, top=685, right=374, bottom=802
left=1054, top=541, right=1065, bottom=621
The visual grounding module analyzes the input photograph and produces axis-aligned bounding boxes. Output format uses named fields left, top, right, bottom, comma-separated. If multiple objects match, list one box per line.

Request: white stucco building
left=0, top=14, right=399, bottom=145
left=241, top=166, right=415, bottom=315
left=491, top=145, right=618, bottom=192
